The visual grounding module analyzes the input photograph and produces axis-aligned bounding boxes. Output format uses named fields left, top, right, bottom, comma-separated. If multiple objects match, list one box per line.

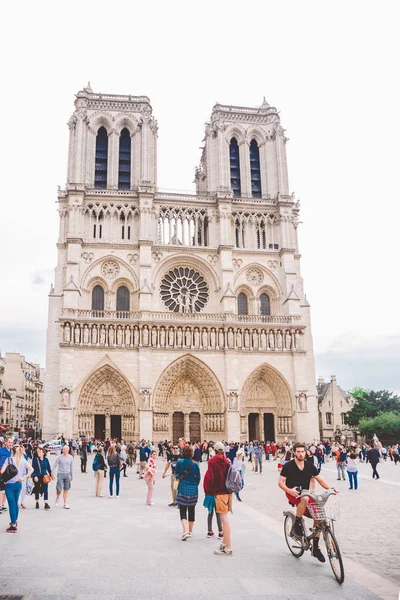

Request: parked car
left=43, top=439, right=63, bottom=454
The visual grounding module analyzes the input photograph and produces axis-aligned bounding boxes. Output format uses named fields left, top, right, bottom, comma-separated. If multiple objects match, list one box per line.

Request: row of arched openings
left=95, top=128, right=131, bottom=190
left=238, top=292, right=270, bottom=316
left=229, top=138, right=262, bottom=198
left=92, top=285, right=130, bottom=312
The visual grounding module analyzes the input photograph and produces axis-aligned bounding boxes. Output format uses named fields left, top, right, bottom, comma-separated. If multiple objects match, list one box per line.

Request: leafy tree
left=358, top=412, right=400, bottom=441
left=345, top=389, right=400, bottom=427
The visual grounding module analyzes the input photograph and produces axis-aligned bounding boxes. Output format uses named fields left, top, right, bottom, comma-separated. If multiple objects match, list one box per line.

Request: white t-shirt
left=5, top=457, right=28, bottom=485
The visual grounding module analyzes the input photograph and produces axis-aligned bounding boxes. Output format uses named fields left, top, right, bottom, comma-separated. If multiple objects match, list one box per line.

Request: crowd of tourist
left=0, top=433, right=398, bottom=555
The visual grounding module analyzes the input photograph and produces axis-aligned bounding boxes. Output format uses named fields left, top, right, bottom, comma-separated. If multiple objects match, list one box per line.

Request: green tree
left=345, top=389, right=400, bottom=427
left=358, top=412, right=400, bottom=441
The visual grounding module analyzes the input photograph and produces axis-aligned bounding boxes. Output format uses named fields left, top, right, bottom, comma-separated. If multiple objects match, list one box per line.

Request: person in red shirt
left=203, top=441, right=232, bottom=557
left=265, top=443, right=270, bottom=461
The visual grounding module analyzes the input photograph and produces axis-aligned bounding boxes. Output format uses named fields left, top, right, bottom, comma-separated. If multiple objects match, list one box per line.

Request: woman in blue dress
left=175, top=444, right=201, bottom=541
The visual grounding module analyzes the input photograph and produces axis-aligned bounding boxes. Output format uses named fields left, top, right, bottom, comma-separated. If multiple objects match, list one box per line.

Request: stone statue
left=74, top=325, right=80, bottom=345
left=240, top=416, right=246, bottom=434
left=178, top=293, right=184, bottom=313
left=236, top=329, right=242, bottom=348
left=298, top=393, right=307, bottom=412
left=142, top=326, right=149, bottom=346
left=285, top=331, right=291, bottom=350
left=92, top=325, right=98, bottom=345
left=194, top=328, right=200, bottom=348
left=83, top=324, right=89, bottom=345
left=177, top=327, right=183, bottom=347
left=185, top=327, right=191, bottom=347
left=210, top=328, right=216, bottom=348
left=61, top=389, right=69, bottom=408
left=268, top=331, right=275, bottom=350
left=295, top=331, right=303, bottom=351
left=168, top=328, right=175, bottom=346
left=227, top=328, right=234, bottom=348
left=125, top=326, right=131, bottom=346
left=108, top=326, right=115, bottom=346
left=252, top=329, right=259, bottom=350
left=160, top=328, right=166, bottom=347
left=117, top=326, right=123, bottom=346
left=152, top=327, right=158, bottom=347
left=134, top=327, right=139, bottom=346
left=229, top=392, right=238, bottom=410
left=218, top=329, right=224, bottom=349
left=202, top=328, right=208, bottom=348
left=191, top=293, right=198, bottom=313
left=142, top=390, right=150, bottom=410
left=184, top=293, right=191, bottom=314
left=64, top=323, right=71, bottom=343
left=276, top=331, right=283, bottom=350
left=244, top=329, right=250, bottom=349
left=260, top=330, right=267, bottom=350
left=100, top=325, right=106, bottom=345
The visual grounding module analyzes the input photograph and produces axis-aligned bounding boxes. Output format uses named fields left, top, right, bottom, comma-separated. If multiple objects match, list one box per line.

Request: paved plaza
left=0, top=454, right=399, bottom=600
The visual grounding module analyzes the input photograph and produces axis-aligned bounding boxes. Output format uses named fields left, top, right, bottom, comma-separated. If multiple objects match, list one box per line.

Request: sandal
left=20, top=504, right=27, bottom=509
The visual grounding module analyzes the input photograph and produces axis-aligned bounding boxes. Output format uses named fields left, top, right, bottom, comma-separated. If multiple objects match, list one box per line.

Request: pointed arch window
left=116, top=285, right=130, bottom=313
left=238, top=292, right=248, bottom=315
left=118, top=128, right=131, bottom=190
left=250, top=139, right=262, bottom=198
left=95, top=127, right=108, bottom=189
left=92, top=285, right=105, bottom=311
left=259, top=293, right=271, bottom=316
left=229, top=138, right=241, bottom=197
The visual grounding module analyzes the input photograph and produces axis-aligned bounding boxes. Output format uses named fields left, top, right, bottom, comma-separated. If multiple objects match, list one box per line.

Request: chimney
left=318, top=377, right=325, bottom=386
left=330, top=375, right=337, bottom=383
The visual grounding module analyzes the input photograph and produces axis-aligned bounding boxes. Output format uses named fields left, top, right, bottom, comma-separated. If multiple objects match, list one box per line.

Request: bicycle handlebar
left=299, top=488, right=337, bottom=503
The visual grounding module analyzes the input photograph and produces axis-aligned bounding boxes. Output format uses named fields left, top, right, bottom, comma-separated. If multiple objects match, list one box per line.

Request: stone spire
left=260, top=96, right=270, bottom=109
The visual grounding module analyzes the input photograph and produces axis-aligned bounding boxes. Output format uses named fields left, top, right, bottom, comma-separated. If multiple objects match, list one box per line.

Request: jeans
left=5, top=481, right=22, bottom=525
left=255, top=458, right=263, bottom=473
left=348, top=470, right=358, bottom=489
left=109, top=467, right=120, bottom=496
left=337, top=463, right=346, bottom=480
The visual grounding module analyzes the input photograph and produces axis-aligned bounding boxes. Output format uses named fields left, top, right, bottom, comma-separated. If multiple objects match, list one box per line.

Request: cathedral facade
left=43, top=85, right=319, bottom=443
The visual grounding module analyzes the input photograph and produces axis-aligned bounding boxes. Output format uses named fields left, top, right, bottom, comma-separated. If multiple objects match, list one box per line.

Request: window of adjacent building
left=250, top=139, right=262, bottom=198
left=341, top=413, right=346, bottom=425
left=94, top=127, right=108, bottom=189
left=259, top=293, right=271, bottom=316
left=118, top=128, right=131, bottom=190
left=92, top=285, right=105, bottom=311
left=116, top=286, right=130, bottom=312
left=326, top=412, right=332, bottom=425
left=229, top=138, right=241, bottom=197
left=238, top=292, right=248, bottom=315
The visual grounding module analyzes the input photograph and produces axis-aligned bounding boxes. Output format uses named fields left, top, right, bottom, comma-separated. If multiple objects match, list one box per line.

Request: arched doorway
left=77, top=365, right=136, bottom=440
left=152, top=355, right=225, bottom=442
left=241, top=364, right=294, bottom=442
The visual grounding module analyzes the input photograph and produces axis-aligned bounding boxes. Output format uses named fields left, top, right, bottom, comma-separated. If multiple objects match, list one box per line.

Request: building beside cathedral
left=43, top=84, right=319, bottom=443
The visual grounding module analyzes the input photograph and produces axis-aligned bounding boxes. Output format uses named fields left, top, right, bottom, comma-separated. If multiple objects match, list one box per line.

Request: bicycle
left=283, top=488, right=344, bottom=584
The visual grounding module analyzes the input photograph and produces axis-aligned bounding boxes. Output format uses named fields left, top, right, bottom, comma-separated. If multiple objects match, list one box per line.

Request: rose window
left=160, top=267, right=209, bottom=313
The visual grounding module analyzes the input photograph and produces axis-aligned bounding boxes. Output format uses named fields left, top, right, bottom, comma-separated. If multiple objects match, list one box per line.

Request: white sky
left=1, top=0, right=399, bottom=392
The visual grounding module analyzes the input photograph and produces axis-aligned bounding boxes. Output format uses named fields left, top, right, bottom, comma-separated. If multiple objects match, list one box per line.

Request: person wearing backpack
left=93, top=447, right=106, bottom=497
left=336, top=447, right=347, bottom=481
left=203, top=441, right=233, bottom=556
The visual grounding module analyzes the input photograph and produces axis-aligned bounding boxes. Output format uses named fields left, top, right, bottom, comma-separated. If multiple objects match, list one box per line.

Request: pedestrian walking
left=203, top=441, right=233, bottom=556
left=367, top=444, right=381, bottom=479
left=139, top=442, right=150, bottom=479
left=162, top=444, right=180, bottom=506
left=107, top=446, right=121, bottom=497
left=175, top=444, right=201, bottom=541
left=93, top=446, right=107, bottom=497
left=119, top=445, right=128, bottom=477
left=32, top=446, right=53, bottom=509
left=53, top=444, right=74, bottom=509
left=336, top=447, right=347, bottom=481
left=347, top=448, right=359, bottom=490
left=0, top=437, right=13, bottom=514
left=233, top=448, right=245, bottom=501
left=144, top=450, right=157, bottom=505
left=254, top=444, right=263, bottom=473
left=80, top=441, right=88, bottom=473
left=1, top=444, right=33, bottom=533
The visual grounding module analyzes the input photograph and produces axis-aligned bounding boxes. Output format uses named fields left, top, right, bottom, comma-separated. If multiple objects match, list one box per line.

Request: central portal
left=111, top=415, right=122, bottom=439
left=189, top=412, right=201, bottom=442
left=94, top=414, right=105, bottom=440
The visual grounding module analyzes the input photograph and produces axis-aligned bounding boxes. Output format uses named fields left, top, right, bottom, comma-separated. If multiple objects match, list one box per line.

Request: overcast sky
left=1, top=1, right=399, bottom=393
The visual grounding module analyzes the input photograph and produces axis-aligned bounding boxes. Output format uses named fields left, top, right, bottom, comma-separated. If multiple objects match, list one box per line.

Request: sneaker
left=55, top=498, right=59, bottom=506
left=181, top=532, right=190, bottom=541
left=292, top=521, right=303, bottom=538
left=168, top=502, right=177, bottom=506
left=147, top=502, right=155, bottom=506
left=63, top=504, right=70, bottom=510
left=214, top=547, right=232, bottom=556
left=6, top=525, right=17, bottom=534
left=218, top=531, right=224, bottom=540
left=116, top=495, right=120, bottom=498
left=207, top=531, right=215, bottom=538
left=312, top=546, right=326, bottom=563
left=35, top=502, right=40, bottom=509
left=187, top=532, right=193, bottom=538
left=218, top=542, right=226, bottom=551
left=44, top=503, right=50, bottom=510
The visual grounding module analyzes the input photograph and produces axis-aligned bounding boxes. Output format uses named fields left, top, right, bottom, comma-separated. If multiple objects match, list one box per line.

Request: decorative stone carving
left=151, top=327, right=158, bottom=347
left=246, top=268, right=264, bottom=286
left=276, top=330, right=283, bottom=350
left=142, top=326, right=149, bottom=346
left=141, top=389, right=151, bottom=410
left=82, top=252, right=94, bottom=264
left=268, top=331, right=275, bottom=350
left=297, top=392, right=307, bottom=412
left=207, top=254, right=218, bottom=266
left=227, top=328, right=234, bottom=348
left=252, top=329, right=259, bottom=350
left=117, top=326, right=123, bottom=346
left=160, top=267, right=209, bottom=314
left=232, top=258, right=243, bottom=270
left=154, top=412, right=169, bottom=432
left=240, top=415, right=247, bottom=434
left=60, top=388, right=70, bottom=408
left=295, top=330, right=303, bottom=351
left=127, top=253, right=139, bottom=264
left=152, top=252, right=163, bottom=263
left=260, top=330, right=267, bottom=350
left=101, top=260, right=120, bottom=280
left=74, top=325, right=80, bottom=345
left=267, top=260, right=278, bottom=270
left=83, top=324, right=90, bottom=345
left=228, top=391, right=238, bottom=411
left=64, top=323, right=71, bottom=343
left=194, top=328, right=200, bottom=348
left=92, top=325, right=98, bottom=345
left=285, top=331, right=292, bottom=350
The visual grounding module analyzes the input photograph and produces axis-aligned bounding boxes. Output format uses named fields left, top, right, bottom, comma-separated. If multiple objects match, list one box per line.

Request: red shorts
left=286, top=493, right=316, bottom=518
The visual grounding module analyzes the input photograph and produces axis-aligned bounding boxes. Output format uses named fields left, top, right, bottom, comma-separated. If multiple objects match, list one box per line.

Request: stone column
left=105, top=414, right=111, bottom=438
left=184, top=413, right=190, bottom=441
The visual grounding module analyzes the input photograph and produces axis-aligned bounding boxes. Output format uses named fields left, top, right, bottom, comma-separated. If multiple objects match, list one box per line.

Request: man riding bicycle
left=278, top=442, right=339, bottom=563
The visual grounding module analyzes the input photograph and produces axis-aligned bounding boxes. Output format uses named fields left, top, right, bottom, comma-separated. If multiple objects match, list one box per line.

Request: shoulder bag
left=1, top=457, right=18, bottom=483
left=173, top=459, right=194, bottom=492
left=37, top=458, right=51, bottom=485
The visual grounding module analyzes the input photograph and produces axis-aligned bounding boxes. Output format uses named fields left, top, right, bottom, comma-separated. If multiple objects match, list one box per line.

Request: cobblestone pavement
left=0, top=453, right=398, bottom=600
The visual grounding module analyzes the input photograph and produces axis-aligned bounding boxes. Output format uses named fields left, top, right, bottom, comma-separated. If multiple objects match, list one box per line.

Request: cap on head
left=214, top=442, right=225, bottom=452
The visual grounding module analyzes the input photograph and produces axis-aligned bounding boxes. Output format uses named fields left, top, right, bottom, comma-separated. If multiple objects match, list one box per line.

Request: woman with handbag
left=1, top=445, right=33, bottom=533
left=144, top=450, right=157, bottom=505
left=174, top=445, right=201, bottom=541
left=32, top=447, right=53, bottom=510
left=107, top=446, right=121, bottom=497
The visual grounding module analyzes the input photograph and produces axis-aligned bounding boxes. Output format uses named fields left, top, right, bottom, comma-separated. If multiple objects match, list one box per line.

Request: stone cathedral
left=43, top=84, right=319, bottom=443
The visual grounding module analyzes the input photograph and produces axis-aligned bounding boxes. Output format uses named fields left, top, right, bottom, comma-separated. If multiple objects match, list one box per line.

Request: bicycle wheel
left=323, top=526, right=344, bottom=584
left=284, top=515, right=304, bottom=558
